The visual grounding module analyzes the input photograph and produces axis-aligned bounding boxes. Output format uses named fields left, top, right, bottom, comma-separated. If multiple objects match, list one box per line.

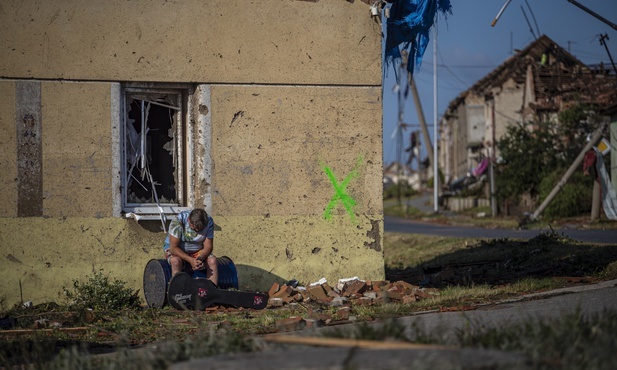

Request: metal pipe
left=433, top=25, right=439, bottom=213
left=530, top=122, right=607, bottom=220
left=491, top=0, right=514, bottom=27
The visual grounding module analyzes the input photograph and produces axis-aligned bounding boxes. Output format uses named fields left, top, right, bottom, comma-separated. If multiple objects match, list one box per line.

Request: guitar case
left=167, top=272, right=268, bottom=310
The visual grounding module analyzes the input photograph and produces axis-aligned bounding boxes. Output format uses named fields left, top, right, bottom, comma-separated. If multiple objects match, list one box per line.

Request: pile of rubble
left=267, top=277, right=439, bottom=308
left=266, top=277, right=440, bottom=332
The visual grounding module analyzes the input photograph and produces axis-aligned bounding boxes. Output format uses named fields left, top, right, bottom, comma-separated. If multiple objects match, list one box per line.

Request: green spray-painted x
left=322, top=156, right=363, bottom=221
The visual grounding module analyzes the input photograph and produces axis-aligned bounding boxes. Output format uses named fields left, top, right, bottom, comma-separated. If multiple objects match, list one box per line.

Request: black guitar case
left=167, top=272, right=268, bottom=310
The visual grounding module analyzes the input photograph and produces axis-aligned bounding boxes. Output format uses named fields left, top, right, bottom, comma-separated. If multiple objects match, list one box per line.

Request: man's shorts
left=164, top=249, right=216, bottom=270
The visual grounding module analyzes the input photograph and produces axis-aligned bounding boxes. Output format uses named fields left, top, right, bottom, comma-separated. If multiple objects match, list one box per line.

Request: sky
left=381, top=0, right=617, bottom=167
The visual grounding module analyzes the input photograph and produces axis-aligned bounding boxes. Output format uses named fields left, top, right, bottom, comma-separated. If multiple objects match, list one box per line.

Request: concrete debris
left=309, top=277, right=327, bottom=286
left=268, top=279, right=439, bottom=332
left=268, top=279, right=438, bottom=308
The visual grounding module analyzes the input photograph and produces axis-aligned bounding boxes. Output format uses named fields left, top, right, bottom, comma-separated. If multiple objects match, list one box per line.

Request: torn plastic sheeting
left=590, top=147, right=617, bottom=220
left=384, top=0, right=452, bottom=76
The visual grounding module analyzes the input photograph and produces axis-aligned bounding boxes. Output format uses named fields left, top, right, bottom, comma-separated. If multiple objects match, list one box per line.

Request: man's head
left=188, top=208, right=208, bottom=232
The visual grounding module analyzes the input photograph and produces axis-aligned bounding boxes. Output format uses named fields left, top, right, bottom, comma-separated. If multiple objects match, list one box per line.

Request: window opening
left=123, top=89, right=186, bottom=230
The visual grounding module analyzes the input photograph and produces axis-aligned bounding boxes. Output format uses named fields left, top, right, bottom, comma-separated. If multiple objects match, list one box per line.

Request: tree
left=495, top=104, right=598, bottom=214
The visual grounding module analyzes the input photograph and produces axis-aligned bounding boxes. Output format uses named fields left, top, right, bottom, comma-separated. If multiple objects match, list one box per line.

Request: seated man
left=163, top=208, right=218, bottom=285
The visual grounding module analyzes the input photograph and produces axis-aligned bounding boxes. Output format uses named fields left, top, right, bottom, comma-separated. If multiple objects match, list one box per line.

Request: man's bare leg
left=206, top=256, right=218, bottom=286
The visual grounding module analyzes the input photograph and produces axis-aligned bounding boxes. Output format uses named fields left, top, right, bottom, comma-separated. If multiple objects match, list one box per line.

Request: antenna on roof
left=567, top=41, right=576, bottom=53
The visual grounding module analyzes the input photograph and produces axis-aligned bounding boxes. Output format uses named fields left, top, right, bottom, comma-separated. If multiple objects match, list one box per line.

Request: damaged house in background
left=0, top=0, right=384, bottom=307
left=438, top=34, right=617, bottom=213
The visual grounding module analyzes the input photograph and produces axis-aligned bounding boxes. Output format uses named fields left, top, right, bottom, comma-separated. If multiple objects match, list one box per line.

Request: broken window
left=121, top=87, right=188, bottom=221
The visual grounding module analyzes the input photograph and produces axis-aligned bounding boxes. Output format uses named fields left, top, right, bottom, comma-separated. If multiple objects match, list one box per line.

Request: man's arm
left=169, top=234, right=203, bottom=270
left=197, top=238, right=213, bottom=261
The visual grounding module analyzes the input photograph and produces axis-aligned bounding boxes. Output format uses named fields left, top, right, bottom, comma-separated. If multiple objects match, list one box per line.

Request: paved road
left=385, top=215, right=617, bottom=244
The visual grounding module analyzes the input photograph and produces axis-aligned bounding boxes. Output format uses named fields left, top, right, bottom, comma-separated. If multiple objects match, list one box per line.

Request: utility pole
left=396, top=53, right=407, bottom=207
left=409, top=78, right=434, bottom=166
left=432, top=24, right=439, bottom=213
left=598, top=33, right=617, bottom=75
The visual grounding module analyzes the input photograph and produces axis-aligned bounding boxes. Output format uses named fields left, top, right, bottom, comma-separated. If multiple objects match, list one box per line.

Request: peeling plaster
left=363, top=219, right=381, bottom=252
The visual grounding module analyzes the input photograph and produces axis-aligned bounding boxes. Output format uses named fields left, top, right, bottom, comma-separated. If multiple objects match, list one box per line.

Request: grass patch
left=322, top=309, right=617, bottom=370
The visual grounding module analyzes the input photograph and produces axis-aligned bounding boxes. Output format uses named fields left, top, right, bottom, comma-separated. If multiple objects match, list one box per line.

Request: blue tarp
left=385, top=0, right=452, bottom=76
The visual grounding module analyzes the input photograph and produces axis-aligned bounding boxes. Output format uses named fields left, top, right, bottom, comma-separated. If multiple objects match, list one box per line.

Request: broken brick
left=268, top=298, right=283, bottom=307
left=412, top=288, right=434, bottom=299
left=268, top=282, right=280, bottom=297
left=322, top=283, right=340, bottom=298
left=275, top=316, right=306, bottom=332
left=343, top=280, right=367, bottom=296
left=272, top=284, right=293, bottom=299
left=353, top=297, right=373, bottom=305
left=307, top=285, right=331, bottom=303
left=370, top=281, right=390, bottom=291
left=336, top=306, right=351, bottom=320
left=304, top=318, right=322, bottom=329
left=329, top=297, right=348, bottom=307
left=402, top=295, right=417, bottom=304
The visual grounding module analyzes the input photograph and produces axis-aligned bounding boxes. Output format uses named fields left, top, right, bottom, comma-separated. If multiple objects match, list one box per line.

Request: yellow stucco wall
left=210, top=85, right=383, bottom=291
left=0, top=218, right=163, bottom=306
left=0, top=0, right=384, bottom=307
left=42, top=82, right=115, bottom=217
left=0, top=0, right=381, bottom=86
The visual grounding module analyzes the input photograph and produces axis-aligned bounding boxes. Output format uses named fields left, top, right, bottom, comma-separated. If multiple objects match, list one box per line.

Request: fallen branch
left=262, top=335, right=452, bottom=350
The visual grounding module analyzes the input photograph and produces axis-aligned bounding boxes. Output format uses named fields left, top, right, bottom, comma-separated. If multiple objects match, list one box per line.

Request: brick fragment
left=412, top=288, right=433, bottom=299
left=268, top=297, right=283, bottom=307
left=275, top=316, right=306, bottom=332
left=363, top=292, right=377, bottom=299
left=336, top=306, right=351, bottom=320
left=272, top=284, right=293, bottom=299
left=322, top=283, right=341, bottom=298
left=343, top=280, right=367, bottom=296
left=329, top=297, right=348, bottom=307
left=370, top=280, right=390, bottom=291
left=304, top=318, right=322, bottom=329
left=268, top=282, right=280, bottom=297
left=307, top=285, right=331, bottom=303
left=354, top=297, right=373, bottom=305
left=402, top=295, right=417, bottom=304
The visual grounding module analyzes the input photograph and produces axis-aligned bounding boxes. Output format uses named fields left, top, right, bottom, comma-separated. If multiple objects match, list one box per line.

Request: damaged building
left=439, top=34, right=617, bottom=212
left=0, top=0, right=385, bottom=307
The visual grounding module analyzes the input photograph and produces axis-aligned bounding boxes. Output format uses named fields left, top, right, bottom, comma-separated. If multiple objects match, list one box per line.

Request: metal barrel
left=217, top=256, right=239, bottom=289
left=143, top=259, right=171, bottom=308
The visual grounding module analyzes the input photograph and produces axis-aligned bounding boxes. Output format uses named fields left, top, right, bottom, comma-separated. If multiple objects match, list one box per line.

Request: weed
left=63, top=270, right=141, bottom=311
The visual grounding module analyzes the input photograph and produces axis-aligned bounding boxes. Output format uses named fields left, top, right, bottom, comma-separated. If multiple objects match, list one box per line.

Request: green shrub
left=539, top=170, right=593, bottom=218
left=63, top=270, right=141, bottom=311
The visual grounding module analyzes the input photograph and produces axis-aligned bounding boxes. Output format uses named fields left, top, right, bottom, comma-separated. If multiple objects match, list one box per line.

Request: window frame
left=119, top=83, right=192, bottom=218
